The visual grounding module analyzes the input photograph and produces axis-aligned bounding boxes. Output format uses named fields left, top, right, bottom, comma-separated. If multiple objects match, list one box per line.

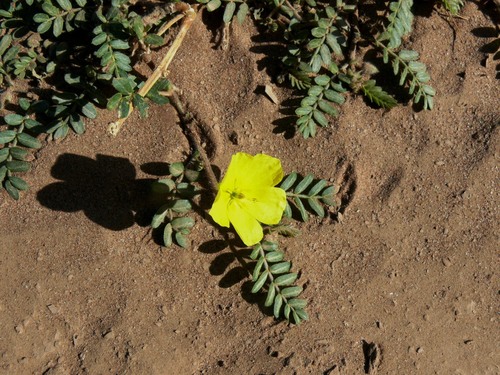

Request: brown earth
left=1, top=2, right=499, bottom=374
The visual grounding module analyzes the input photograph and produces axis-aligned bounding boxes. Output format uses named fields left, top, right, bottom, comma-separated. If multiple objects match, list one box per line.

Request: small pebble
left=47, top=304, right=59, bottom=314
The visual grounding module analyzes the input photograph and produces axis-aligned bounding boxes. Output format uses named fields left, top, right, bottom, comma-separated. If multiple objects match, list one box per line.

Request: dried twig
left=109, top=4, right=198, bottom=136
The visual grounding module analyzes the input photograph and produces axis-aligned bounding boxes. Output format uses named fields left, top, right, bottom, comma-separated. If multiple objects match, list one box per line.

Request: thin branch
left=109, top=5, right=198, bottom=136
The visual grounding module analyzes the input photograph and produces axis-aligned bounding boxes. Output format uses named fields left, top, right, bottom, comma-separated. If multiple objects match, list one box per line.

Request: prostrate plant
left=0, top=0, right=171, bottom=198
left=203, top=0, right=457, bottom=138
left=150, top=153, right=338, bottom=324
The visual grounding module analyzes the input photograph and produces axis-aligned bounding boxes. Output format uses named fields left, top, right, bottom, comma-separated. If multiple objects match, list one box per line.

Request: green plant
left=202, top=0, right=441, bottom=138
left=0, top=0, right=171, bottom=198
left=150, top=158, right=338, bottom=324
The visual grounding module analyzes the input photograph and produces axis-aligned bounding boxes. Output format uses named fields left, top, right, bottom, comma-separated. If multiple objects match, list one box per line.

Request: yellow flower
left=209, top=152, right=287, bottom=246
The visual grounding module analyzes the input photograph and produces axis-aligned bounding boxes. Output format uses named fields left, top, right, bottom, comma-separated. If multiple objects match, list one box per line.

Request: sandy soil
left=0, top=2, right=499, bottom=374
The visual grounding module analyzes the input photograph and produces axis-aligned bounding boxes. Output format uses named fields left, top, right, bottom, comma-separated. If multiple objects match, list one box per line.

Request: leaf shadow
left=198, top=237, right=275, bottom=317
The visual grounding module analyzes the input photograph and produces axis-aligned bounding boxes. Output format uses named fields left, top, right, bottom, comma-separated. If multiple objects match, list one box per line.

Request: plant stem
left=167, top=91, right=219, bottom=195
left=109, top=4, right=198, bottom=136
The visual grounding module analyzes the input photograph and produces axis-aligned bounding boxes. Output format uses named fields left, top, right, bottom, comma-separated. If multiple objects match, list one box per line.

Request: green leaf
left=313, top=110, right=328, bottom=127
left=175, top=232, right=189, bottom=248
left=236, top=2, right=248, bottom=24
left=53, top=16, right=63, bottom=37
left=252, top=256, right=264, bottom=280
left=270, top=261, right=291, bottom=274
left=281, top=286, right=303, bottom=298
left=314, top=75, right=330, bottom=86
left=163, top=223, right=173, bottom=247
left=206, top=0, right=221, bottom=12
left=42, top=2, right=60, bottom=16
left=54, top=124, right=69, bottom=139
left=274, top=273, right=298, bottom=286
left=319, top=44, right=332, bottom=66
left=262, top=241, right=278, bottom=251
left=264, top=284, right=276, bottom=307
left=399, top=49, right=419, bottom=61
left=169, top=162, right=184, bottom=177
left=4, top=114, right=24, bottom=126
left=69, top=114, right=85, bottom=134
left=144, top=34, right=164, bottom=46
left=0, top=35, right=12, bottom=57
left=6, top=160, right=30, bottom=172
left=0, top=130, right=17, bottom=144
left=170, top=199, right=192, bottom=213
left=0, top=149, right=9, bottom=163
left=8, top=176, right=29, bottom=191
left=36, top=20, right=52, bottom=34
left=92, top=32, right=107, bottom=46
left=112, top=77, right=135, bottom=94
left=55, top=0, right=72, bottom=11
left=250, top=244, right=261, bottom=260
left=295, top=106, right=313, bottom=116
left=280, top=173, right=297, bottom=191
left=294, top=174, right=314, bottom=194
left=132, top=94, right=148, bottom=118
left=107, top=93, right=122, bottom=110
left=4, top=181, right=19, bottom=200
left=293, top=196, right=308, bottom=222
left=0, top=166, right=7, bottom=180
left=311, top=27, right=326, bottom=38
left=171, top=217, right=195, bottom=231
left=310, top=54, right=322, bottom=73
left=251, top=271, right=268, bottom=293
left=81, top=102, right=97, bottom=119
left=307, top=38, right=322, bottom=50
left=308, top=85, right=323, bottom=97
left=273, top=294, right=283, bottom=318
left=294, top=308, right=309, bottom=321
left=324, top=89, right=345, bottom=104
left=318, top=100, right=338, bottom=117
left=17, top=133, right=42, bottom=149
left=308, top=179, right=327, bottom=196
left=265, top=251, right=284, bottom=262
left=223, top=1, right=236, bottom=23
left=9, top=147, right=28, bottom=160
left=110, top=39, right=129, bottom=50
left=287, top=298, right=307, bottom=309
left=308, top=197, right=325, bottom=217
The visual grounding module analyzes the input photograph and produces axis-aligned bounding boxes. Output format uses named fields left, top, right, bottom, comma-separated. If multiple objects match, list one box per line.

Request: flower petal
left=209, top=190, right=231, bottom=227
left=228, top=199, right=264, bottom=246
left=222, top=152, right=284, bottom=189
left=240, top=187, right=287, bottom=225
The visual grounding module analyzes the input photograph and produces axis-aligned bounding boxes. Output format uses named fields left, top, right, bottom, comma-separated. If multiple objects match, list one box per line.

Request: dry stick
left=108, top=5, right=198, bottom=136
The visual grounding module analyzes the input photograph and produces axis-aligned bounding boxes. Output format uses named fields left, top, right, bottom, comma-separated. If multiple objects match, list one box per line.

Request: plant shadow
left=198, top=238, right=274, bottom=317
left=37, top=153, right=162, bottom=230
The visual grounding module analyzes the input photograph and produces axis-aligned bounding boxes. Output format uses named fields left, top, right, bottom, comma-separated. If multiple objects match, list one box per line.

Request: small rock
left=442, top=257, right=452, bottom=267
left=416, top=347, right=424, bottom=354
left=15, top=325, right=24, bottom=334
left=103, top=330, right=115, bottom=340
left=47, top=304, right=59, bottom=314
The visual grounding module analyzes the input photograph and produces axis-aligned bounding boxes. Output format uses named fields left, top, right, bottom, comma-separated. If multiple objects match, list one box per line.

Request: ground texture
left=0, top=2, right=499, bottom=374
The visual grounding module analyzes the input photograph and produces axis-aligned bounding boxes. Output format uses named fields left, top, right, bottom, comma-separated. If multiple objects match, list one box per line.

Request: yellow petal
left=240, top=187, right=287, bottom=225
left=228, top=199, right=264, bottom=246
left=208, top=189, right=231, bottom=227
left=223, top=152, right=284, bottom=189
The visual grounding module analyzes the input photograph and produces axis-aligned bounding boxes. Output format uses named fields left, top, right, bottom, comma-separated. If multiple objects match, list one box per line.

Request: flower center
left=229, top=190, right=245, bottom=200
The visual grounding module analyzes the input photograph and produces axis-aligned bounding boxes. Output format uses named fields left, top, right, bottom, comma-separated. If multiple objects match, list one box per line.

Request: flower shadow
left=37, top=153, right=159, bottom=230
